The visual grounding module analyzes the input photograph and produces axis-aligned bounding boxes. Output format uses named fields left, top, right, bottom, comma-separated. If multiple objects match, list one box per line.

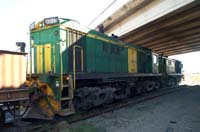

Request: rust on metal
left=0, top=88, right=28, bottom=103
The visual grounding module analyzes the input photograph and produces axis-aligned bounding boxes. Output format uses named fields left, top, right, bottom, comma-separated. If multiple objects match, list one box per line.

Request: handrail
left=73, top=45, right=83, bottom=89
left=60, top=42, right=63, bottom=91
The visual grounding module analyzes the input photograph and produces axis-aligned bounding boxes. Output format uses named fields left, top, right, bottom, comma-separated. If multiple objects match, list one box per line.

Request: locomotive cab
left=27, top=17, right=85, bottom=119
left=29, top=17, right=84, bottom=74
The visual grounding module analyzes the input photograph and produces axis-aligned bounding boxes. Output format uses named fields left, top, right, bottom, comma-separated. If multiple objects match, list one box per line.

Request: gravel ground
left=71, top=85, right=200, bottom=132
left=2, top=85, right=200, bottom=132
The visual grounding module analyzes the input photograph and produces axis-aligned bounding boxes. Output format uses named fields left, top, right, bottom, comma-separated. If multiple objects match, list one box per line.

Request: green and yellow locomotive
left=26, top=17, right=183, bottom=119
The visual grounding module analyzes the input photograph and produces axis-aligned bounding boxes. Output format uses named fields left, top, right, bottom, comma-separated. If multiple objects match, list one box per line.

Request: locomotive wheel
left=7, top=100, right=29, bottom=117
left=0, top=108, right=5, bottom=129
left=145, top=81, right=154, bottom=92
left=154, top=81, right=160, bottom=89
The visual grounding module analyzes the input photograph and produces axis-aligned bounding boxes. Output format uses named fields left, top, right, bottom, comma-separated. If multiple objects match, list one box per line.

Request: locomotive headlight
left=56, top=80, right=60, bottom=87
left=44, top=17, right=59, bottom=26
left=66, top=76, right=70, bottom=80
left=29, top=22, right=35, bottom=30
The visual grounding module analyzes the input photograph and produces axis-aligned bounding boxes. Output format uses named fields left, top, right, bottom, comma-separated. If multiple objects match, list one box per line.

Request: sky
left=0, top=0, right=129, bottom=51
left=0, top=0, right=199, bottom=73
left=170, top=51, right=200, bottom=74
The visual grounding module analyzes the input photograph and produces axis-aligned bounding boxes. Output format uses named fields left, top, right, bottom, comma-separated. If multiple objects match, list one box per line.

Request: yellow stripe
left=36, top=45, right=43, bottom=73
left=128, top=48, right=137, bottom=73
left=44, top=44, right=51, bottom=73
left=31, top=24, right=60, bottom=33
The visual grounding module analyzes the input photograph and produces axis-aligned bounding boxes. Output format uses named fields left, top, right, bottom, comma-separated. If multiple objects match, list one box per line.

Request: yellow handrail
left=73, top=45, right=83, bottom=89
left=53, top=45, right=56, bottom=73
left=60, top=42, right=63, bottom=91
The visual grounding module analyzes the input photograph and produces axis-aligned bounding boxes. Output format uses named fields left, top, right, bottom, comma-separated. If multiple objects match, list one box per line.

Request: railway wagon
left=26, top=17, right=183, bottom=119
left=0, top=50, right=28, bottom=126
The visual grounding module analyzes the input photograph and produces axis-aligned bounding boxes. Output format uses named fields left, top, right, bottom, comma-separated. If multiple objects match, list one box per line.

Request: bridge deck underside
left=120, top=2, right=200, bottom=56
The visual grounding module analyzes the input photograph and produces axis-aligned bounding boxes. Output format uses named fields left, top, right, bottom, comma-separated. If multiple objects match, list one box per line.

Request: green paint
left=159, top=56, right=166, bottom=73
left=137, top=48, right=152, bottom=73
left=84, top=30, right=128, bottom=73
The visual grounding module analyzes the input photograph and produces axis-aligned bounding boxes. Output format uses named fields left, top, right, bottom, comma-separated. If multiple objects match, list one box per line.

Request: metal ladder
left=59, top=45, right=83, bottom=116
left=60, top=75, right=75, bottom=116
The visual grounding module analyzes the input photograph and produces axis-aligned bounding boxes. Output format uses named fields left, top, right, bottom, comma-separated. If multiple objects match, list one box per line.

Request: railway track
left=2, top=85, right=186, bottom=132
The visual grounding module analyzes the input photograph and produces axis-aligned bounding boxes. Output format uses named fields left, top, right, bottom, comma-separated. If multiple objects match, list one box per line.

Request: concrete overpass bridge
left=98, top=0, right=200, bottom=56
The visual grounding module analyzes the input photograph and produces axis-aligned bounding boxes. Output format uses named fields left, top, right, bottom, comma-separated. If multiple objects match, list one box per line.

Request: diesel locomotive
left=26, top=17, right=183, bottom=119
